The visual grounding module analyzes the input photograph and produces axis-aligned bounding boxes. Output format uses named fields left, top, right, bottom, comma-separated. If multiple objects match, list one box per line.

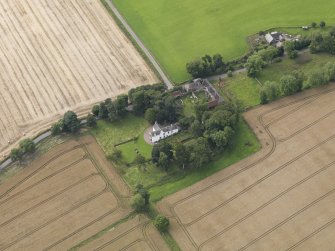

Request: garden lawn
left=215, top=73, right=261, bottom=108
left=113, top=0, right=335, bottom=83
left=117, top=136, right=152, bottom=163
left=90, top=113, right=149, bottom=156
left=149, top=118, right=261, bottom=202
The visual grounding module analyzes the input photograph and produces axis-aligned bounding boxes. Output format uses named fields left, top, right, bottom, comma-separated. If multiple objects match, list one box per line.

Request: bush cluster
left=10, top=138, right=36, bottom=161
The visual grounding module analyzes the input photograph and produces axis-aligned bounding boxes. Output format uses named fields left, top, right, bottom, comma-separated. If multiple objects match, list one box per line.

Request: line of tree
left=260, top=70, right=304, bottom=104
left=260, top=62, right=335, bottom=104
left=91, top=94, right=128, bottom=123
left=186, top=54, right=226, bottom=78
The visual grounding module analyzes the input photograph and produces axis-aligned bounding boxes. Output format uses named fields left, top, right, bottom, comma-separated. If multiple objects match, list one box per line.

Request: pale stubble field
left=0, top=0, right=157, bottom=158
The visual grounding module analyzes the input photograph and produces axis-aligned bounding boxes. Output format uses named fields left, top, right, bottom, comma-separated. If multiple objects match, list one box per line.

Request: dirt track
left=158, top=85, right=335, bottom=251
left=0, top=0, right=157, bottom=158
left=0, top=136, right=167, bottom=250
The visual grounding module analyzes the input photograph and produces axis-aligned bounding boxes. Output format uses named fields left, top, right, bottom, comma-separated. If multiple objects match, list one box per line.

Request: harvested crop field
left=0, top=136, right=166, bottom=250
left=158, top=85, right=335, bottom=250
left=0, top=0, right=157, bottom=158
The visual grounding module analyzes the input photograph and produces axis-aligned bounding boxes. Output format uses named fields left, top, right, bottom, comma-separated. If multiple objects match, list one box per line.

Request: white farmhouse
left=150, top=122, right=179, bottom=143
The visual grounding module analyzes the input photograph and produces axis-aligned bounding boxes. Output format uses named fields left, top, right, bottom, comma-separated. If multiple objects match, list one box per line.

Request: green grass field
left=117, top=136, right=152, bottom=163
left=90, top=113, right=150, bottom=157
left=113, top=0, right=335, bottom=83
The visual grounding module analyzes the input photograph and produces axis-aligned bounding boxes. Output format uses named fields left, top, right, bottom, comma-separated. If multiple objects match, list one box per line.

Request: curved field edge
left=149, top=118, right=261, bottom=202
left=113, top=0, right=335, bottom=82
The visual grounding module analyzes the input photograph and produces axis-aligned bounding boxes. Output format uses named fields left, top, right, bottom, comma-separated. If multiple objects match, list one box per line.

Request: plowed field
left=158, top=85, right=335, bottom=251
left=0, top=136, right=167, bottom=250
left=0, top=0, right=157, bottom=158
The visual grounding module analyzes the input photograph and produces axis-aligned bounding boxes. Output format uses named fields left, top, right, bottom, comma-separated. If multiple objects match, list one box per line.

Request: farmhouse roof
left=265, top=33, right=274, bottom=44
left=153, top=121, right=161, bottom=131
left=151, top=122, right=179, bottom=136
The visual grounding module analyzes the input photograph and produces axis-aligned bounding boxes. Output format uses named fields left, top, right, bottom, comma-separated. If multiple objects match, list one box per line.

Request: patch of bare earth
left=0, top=0, right=158, bottom=159
left=158, top=85, right=335, bottom=251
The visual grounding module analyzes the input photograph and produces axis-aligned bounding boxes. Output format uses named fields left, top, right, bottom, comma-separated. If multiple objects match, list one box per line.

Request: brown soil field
left=0, top=136, right=167, bottom=250
left=0, top=0, right=158, bottom=159
left=82, top=215, right=169, bottom=251
left=158, top=85, right=335, bottom=251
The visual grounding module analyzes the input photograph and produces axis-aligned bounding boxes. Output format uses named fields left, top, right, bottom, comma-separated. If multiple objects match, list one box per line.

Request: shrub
left=108, top=149, right=122, bottom=162
left=86, top=113, right=97, bottom=128
left=227, top=70, right=233, bottom=77
left=10, top=148, right=23, bottom=161
left=63, top=111, right=80, bottom=133
left=153, top=215, right=170, bottom=232
left=19, top=138, right=36, bottom=154
left=92, top=105, right=100, bottom=116
left=131, top=194, right=146, bottom=212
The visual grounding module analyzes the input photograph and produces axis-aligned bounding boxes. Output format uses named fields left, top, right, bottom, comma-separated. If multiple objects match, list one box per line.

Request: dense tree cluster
left=51, top=111, right=81, bottom=135
left=10, top=138, right=36, bottom=161
left=151, top=97, right=241, bottom=170
left=128, top=84, right=181, bottom=124
left=186, top=54, right=226, bottom=78
left=91, top=95, right=128, bottom=122
left=309, top=30, right=335, bottom=55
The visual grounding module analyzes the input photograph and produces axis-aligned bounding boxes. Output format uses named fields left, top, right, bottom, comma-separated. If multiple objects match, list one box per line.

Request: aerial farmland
left=0, top=0, right=157, bottom=158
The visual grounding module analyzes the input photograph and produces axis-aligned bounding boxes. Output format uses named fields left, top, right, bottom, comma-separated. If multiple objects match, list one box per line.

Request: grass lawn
left=90, top=113, right=150, bottom=156
left=215, top=73, right=261, bottom=108
left=113, top=0, right=335, bottom=83
left=258, top=52, right=335, bottom=84
left=117, top=135, right=152, bottom=163
left=149, top=118, right=261, bottom=202
left=182, top=91, right=209, bottom=117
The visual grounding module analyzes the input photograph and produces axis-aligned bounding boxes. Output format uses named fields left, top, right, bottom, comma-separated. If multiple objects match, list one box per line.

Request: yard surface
left=0, top=0, right=157, bottom=160
left=0, top=136, right=168, bottom=250
left=158, top=85, right=335, bottom=250
left=113, top=0, right=335, bottom=82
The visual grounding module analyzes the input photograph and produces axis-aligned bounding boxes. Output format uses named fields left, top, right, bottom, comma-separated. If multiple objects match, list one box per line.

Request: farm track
left=0, top=0, right=157, bottom=159
left=159, top=86, right=335, bottom=250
